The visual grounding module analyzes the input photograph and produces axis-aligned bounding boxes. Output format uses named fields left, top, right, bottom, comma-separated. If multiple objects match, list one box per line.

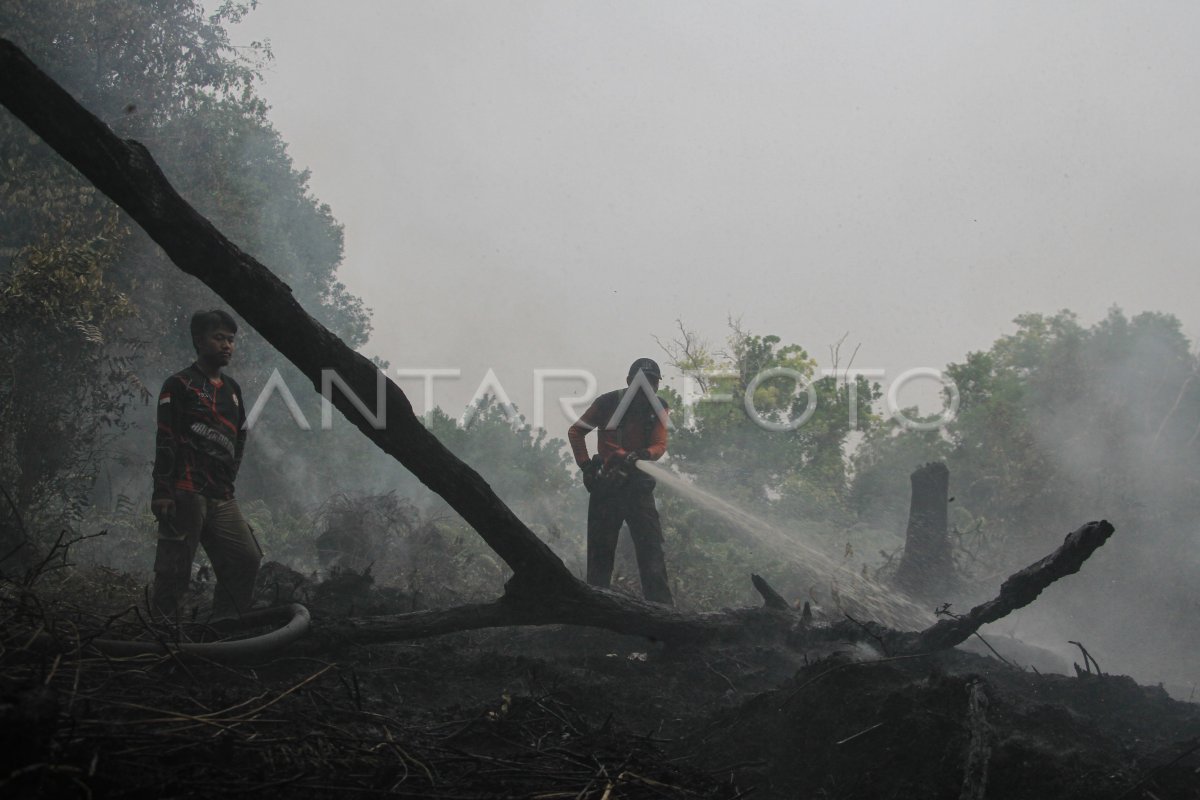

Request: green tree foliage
left=0, top=0, right=371, bottom=526
left=853, top=307, right=1200, bottom=557
left=650, top=321, right=883, bottom=608
left=853, top=307, right=1200, bottom=683
left=661, top=320, right=880, bottom=519
left=426, top=399, right=581, bottom=566
left=0, top=219, right=148, bottom=530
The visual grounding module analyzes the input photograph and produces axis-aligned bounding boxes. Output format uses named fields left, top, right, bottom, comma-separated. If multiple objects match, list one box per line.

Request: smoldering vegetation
left=851, top=309, right=1200, bottom=693
left=4, top=303, right=1195, bottom=690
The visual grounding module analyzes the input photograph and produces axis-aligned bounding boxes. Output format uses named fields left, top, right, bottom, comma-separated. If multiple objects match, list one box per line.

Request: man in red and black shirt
left=568, top=358, right=673, bottom=605
left=150, top=310, right=261, bottom=618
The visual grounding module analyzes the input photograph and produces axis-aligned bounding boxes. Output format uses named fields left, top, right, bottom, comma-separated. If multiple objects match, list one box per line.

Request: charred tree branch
left=902, top=520, right=1115, bottom=654
left=751, top=573, right=789, bottom=610
left=959, top=680, right=992, bottom=800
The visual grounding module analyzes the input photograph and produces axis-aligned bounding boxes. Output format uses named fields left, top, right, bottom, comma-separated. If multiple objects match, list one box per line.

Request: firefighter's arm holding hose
left=568, top=400, right=605, bottom=488
left=569, top=392, right=669, bottom=493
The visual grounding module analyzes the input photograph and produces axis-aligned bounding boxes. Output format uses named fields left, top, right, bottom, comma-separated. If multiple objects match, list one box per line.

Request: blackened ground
left=1, top=565, right=1197, bottom=799
left=688, top=647, right=1199, bottom=800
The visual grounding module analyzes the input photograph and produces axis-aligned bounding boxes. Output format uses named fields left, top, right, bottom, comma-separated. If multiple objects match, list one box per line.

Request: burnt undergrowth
left=1, top=547, right=1197, bottom=800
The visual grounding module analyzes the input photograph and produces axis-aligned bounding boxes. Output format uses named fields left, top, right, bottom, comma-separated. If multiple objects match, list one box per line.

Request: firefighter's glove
left=581, top=456, right=602, bottom=493
left=151, top=498, right=175, bottom=522
left=624, top=449, right=651, bottom=464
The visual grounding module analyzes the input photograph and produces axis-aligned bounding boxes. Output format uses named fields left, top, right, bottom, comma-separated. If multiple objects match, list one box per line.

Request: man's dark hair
left=190, top=309, right=238, bottom=345
left=628, top=358, right=661, bottom=380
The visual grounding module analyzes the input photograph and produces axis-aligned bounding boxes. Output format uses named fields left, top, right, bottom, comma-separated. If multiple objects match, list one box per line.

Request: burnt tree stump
left=894, top=461, right=956, bottom=601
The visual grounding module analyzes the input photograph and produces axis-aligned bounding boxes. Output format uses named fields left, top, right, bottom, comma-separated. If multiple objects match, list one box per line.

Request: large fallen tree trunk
left=0, top=38, right=1115, bottom=654
left=301, top=520, right=1116, bottom=652
left=311, top=586, right=802, bottom=648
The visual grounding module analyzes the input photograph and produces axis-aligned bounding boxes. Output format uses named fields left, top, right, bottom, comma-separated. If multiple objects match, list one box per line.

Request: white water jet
left=637, top=460, right=933, bottom=630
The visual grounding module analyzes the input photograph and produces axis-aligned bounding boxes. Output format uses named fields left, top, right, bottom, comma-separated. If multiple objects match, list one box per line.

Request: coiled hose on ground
left=78, top=603, right=311, bottom=663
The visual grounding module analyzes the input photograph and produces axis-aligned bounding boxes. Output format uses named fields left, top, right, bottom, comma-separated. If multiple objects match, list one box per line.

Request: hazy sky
left=222, top=1, right=1200, bottom=436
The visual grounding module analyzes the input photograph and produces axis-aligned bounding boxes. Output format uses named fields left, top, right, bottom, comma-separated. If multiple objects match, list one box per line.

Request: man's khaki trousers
left=152, top=492, right=261, bottom=618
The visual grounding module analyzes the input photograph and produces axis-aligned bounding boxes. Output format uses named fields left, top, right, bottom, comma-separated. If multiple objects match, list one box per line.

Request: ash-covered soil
left=2, top=566, right=1197, bottom=799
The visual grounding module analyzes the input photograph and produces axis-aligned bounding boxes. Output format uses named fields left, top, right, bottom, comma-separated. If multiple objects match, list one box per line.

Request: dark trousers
left=152, top=492, right=262, bottom=618
left=587, top=487, right=673, bottom=605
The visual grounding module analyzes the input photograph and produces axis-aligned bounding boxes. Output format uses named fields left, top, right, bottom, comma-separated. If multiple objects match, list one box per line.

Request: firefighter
left=149, top=310, right=261, bottom=618
left=567, top=358, right=673, bottom=605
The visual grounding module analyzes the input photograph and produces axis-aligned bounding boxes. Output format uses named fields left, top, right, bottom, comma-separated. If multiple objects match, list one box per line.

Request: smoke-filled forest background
left=1, top=1, right=1197, bottom=693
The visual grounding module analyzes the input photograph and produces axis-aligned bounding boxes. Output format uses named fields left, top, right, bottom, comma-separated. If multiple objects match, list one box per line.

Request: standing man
left=151, top=310, right=261, bottom=618
left=568, top=358, right=673, bottom=605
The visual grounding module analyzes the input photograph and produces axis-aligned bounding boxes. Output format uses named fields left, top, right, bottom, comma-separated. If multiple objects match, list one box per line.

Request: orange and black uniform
left=568, top=389, right=673, bottom=604
left=151, top=364, right=260, bottom=616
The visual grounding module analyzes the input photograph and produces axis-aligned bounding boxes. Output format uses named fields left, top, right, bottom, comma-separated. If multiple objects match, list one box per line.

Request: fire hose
left=42, top=603, right=311, bottom=663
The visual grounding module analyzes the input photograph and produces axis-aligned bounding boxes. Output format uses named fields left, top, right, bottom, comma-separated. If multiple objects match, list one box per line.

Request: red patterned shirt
left=152, top=364, right=247, bottom=501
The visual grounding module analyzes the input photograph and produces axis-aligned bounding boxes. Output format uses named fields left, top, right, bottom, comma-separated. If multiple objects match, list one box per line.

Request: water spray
left=635, top=460, right=932, bottom=629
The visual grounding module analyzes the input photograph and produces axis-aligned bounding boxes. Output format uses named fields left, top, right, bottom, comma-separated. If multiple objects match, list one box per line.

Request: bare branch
left=905, top=520, right=1115, bottom=653
left=652, top=318, right=713, bottom=391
